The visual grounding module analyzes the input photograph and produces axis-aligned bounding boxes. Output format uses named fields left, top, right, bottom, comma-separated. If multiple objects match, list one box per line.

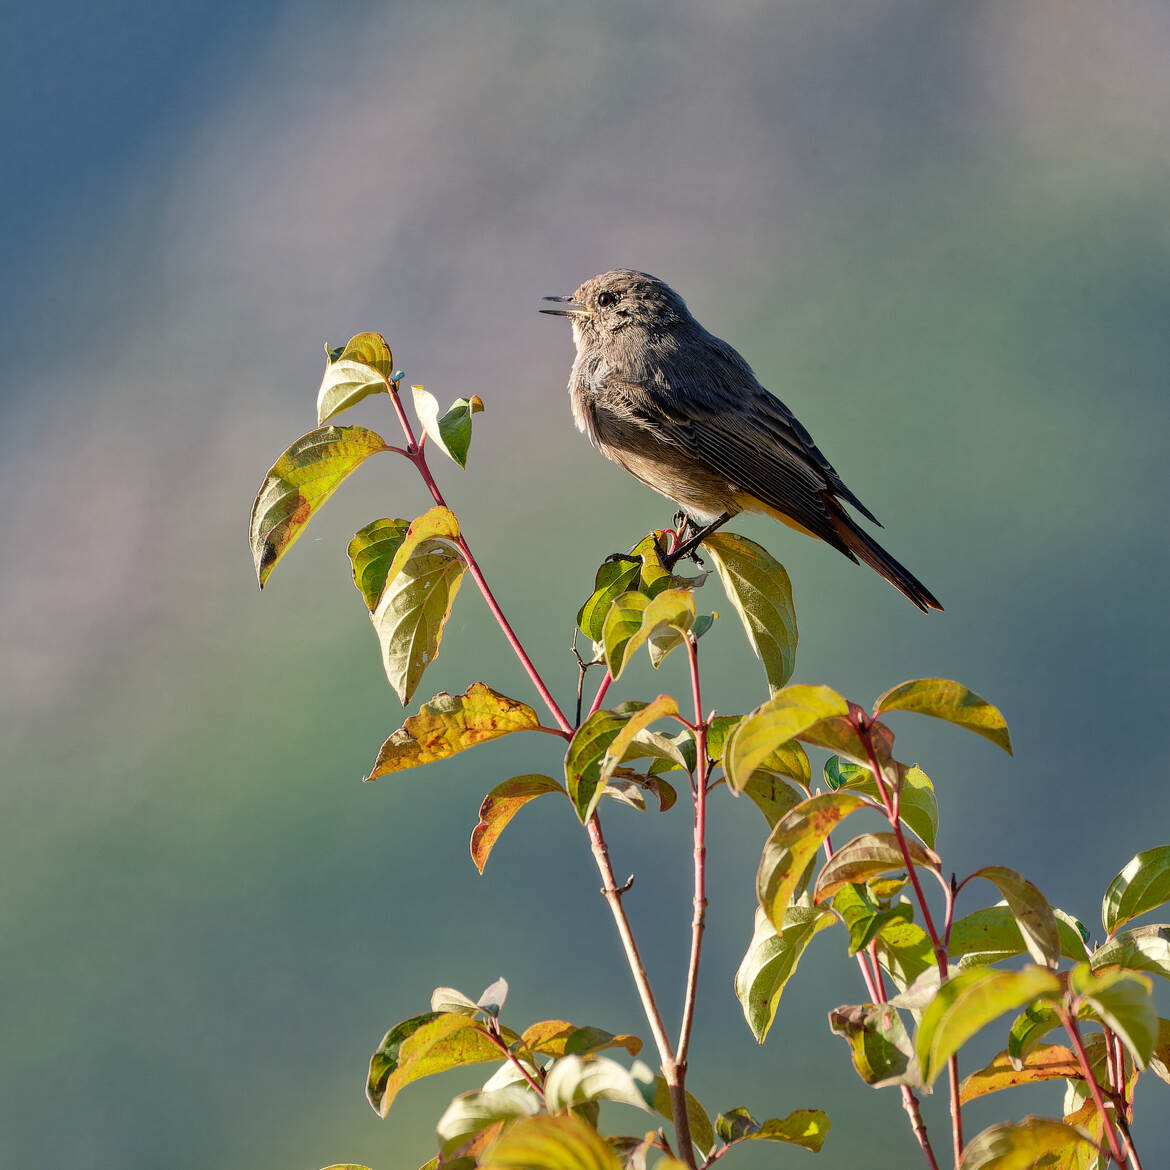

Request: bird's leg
left=662, top=511, right=733, bottom=570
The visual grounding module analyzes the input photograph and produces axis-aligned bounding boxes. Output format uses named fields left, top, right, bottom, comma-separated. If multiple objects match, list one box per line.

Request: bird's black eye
left=597, top=290, right=619, bottom=308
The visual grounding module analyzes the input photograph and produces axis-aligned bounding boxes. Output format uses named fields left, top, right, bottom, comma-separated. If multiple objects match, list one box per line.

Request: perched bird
left=541, top=269, right=941, bottom=612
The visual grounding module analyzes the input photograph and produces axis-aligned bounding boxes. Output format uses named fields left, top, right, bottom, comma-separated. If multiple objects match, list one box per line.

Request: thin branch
left=484, top=1024, right=545, bottom=1100
left=677, top=634, right=708, bottom=1068
left=855, top=714, right=961, bottom=1166
left=587, top=670, right=613, bottom=720
left=585, top=814, right=697, bottom=1168
left=1060, top=1007, right=1124, bottom=1165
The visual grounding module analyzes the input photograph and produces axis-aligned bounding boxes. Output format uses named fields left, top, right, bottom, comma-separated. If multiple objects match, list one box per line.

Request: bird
left=541, top=268, right=942, bottom=612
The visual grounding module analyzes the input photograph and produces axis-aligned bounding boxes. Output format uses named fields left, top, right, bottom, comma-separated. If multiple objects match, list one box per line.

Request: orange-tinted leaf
left=471, top=775, right=564, bottom=873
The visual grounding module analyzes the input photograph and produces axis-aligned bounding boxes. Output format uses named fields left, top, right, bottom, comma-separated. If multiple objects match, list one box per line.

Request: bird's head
left=541, top=269, right=691, bottom=346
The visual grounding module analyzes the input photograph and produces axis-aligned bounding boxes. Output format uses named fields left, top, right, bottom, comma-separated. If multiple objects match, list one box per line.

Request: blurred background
left=3, top=1, right=1169, bottom=1166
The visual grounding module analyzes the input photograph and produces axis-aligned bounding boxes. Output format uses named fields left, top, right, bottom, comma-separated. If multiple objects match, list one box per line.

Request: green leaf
left=519, top=1021, right=642, bottom=1060
left=598, top=696, right=680, bottom=795
left=708, top=715, right=811, bottom=789
left=915, top=966, right=1062, bottom=1086
left=543, top=1055, right=652, bottom=1113
left=439, top=395, right=485, bottom=467
left=959, top=1045, right=1082, bottom=1104
left=873, top=678, right=1012, bottom=754
left=317, top=332, right=394, bottom=424
left=369, top=536, right=466, bottom=705
left=967, top=866, right=1061, bottom=969
left=479, top=1113, right=622, bottom=1170
left=874, top=918, right=936, bottom=993
left=714, top=1107, right=830, bottom=1152
left=839, top=762, right=939, bottom=849
left=957, top=1119, right=1097, bottom=1170
left=725, top=685, right=849, bottom=793
left=831, top=884, right=915, bottom=956
left=618, top=727, right=690, bottom=774
left=367, top=683, right=543, bottom=779
left=348, top=518, right=412, bottom=610
left=577, top=560, right=642, bottom=642
left=437, top=1086, right=542, bottom=1156
left=411, top=385, right=485, bottom=468
left=602, top=772, right=678, bottom=813
left=381, top=505, right=462, bottom=583
left=1102, top=845, right=1170, bottom=935
left=471, top=775, right=564, bottom=873
left=950, top=906, right=1091, bottom=971
left=1070, top=963, right=1157, bottom=1066
left=735, top=901, right=836, bottom=1042
left=649, top=1078, right=715, bottom=1157
left=828, top=1002, right=919, bottom=1087
left=1007, top=1003, right=1064, bottom=1066
left=602, top=589, right=695, bottom=680
left=367, top=1012, right=504, bottom=1116
left=565, top=709, right=629, bottom=823
left=250, top=425, right=387, bottom=587
left=814, top=833, right=941, bottom=904
left=757, top=791, right=867, bottom=932
left=700, top=532, right=798, bottom=694
left=741, top=772, right=806, bottom=829
left=1091, top=924, right=1170, bottom=980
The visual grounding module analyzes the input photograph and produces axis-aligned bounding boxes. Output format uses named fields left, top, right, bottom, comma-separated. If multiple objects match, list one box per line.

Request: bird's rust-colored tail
left=826, top=498, right=943, bottom=613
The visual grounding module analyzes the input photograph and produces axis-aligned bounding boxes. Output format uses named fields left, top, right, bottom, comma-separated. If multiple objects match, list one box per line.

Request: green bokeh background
left=3, top=2, right=1168, bottom=1167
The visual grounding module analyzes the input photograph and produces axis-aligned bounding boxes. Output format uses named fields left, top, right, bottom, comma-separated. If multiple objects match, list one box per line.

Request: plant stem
left=856, top=715, right=962, bottom=1166
left=1060, top=1007, right=1124, bottom=1165
left=485, top=1025, right=546, bottom=1100
left=677, top=635, right=708, bottom=1068
left=585, top=814, right=697, bottom=1169
left=587, top=670, right=613, bottom=720
left=385, top=382, right=573, bottom=735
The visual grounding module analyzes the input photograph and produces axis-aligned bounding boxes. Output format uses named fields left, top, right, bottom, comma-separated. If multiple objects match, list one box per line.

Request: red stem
left=676, top=635, right=708, bottom=1068
left=856, top=716, right=961, bottom=1166
left=386, top=383, right=573, bottom=736
left=587, top=671, right=613, bottom=720
left=1061, top=1007, right=1124, bottom=1165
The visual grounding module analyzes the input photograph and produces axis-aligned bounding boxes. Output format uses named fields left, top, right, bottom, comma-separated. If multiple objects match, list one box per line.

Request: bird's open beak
left=540, top=296, right=590, bottom=317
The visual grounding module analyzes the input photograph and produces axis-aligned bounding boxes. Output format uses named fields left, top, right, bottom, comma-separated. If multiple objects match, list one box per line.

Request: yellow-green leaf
left=648, top=1078, right=715, bottom=1157
left=874, top=678, right=1012, bottom=754
left=736, top=901, right=836, bottom=1042
left=814, top=832, right=941, bottom=904
left=959, top=1045, right=1082, bottom=1104
left=828, top=1002, right=919, bottom=1087
left=1069, top=963, right=1156, bottom=1066
left=716, top=1107, right=830, bottom=1152
left=598, top=695, right=679, bottom=792
left=916, top=966, right=1062, bottom=1086
left=519, top=1021, right=642, bottom=1059
left=1091, top=924, right=1170, bottom=980
left=966, top=866, right=1060, bottom=969
left=471, top=775, right=564, bottom=873
left=348, top=518, right=411, bottom=610
left=367, top=1012, right=503, bottom=1116
left=957, top=1119, right=1097, bottom=1170
left=1102, top=845, right=1170, bottom=936
left=367, top=683, right=543, bottom=779
left=412, top=386, right=485, bottom=468
left=757, top=791, right=867, bottom=931
left=602, top=589, right=695, bottom=679
left=317, top=331, right=394, bottom=424
left=577, top=560, right=642, bottom=642
left=436, top=1086, right=541, bottom=1157
left=565, top=709, right=629, bottom=822
left=701, top=531, right=798, bottom=694
left=383, top=505, right=461, bottom=583
left=250, top=425, right=387, bottom=587
left=371, top=538, right=466, bottom=705
left=840, top=762, right=938, bottom=848
left=479, top=1113, right=621, bottom=1170
left=725, top=685, right=849, bottom=793
left=831, top=883, right=915, bottom=956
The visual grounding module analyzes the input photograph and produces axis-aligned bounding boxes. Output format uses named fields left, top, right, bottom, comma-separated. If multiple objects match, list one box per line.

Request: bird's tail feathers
left=826, top=500, right=943, bottom=613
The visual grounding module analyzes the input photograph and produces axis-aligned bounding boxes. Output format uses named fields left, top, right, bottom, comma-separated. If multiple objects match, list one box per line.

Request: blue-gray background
left=3, top=2, right=1168, bottom=1167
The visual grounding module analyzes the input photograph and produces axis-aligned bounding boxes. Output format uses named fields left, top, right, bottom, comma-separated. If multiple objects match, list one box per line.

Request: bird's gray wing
left=611, top=332, right=880, bottom=543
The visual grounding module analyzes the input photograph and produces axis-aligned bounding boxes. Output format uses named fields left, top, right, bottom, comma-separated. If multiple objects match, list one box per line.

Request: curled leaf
left=317, top=332, right=394, bottom=424
left=1102, top=845, right=1170, bottom=936
left=471, top=775, right=563, bottom=873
